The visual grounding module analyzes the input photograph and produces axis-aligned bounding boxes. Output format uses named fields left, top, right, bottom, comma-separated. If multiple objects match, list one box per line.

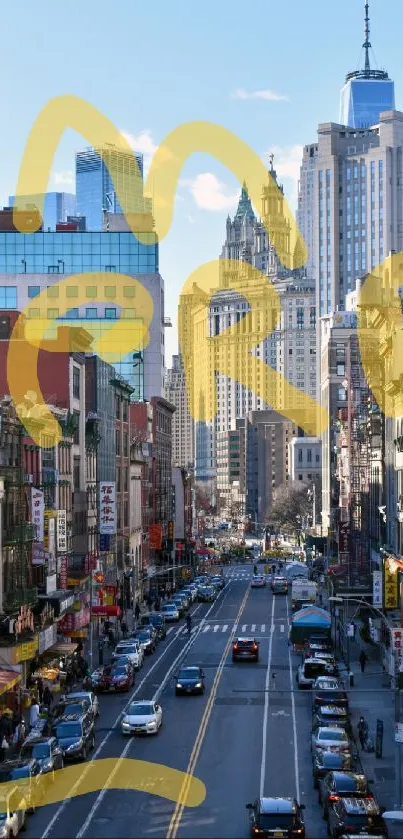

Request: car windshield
left=163, top=605, right=175, bottom=611
left=337, top=776, right=367, bottom=792
left=21, top=743, right=50, bottom=760
left=136, top=632, right=150, bottom=640
left=111, top=667, right=127, bottom=677
left=305, top=663, right=326, bottom=678
left=178, top=669, right=199, bottom=679
left=116, top=646, right=136, bottom=654
left=55, top=723, right=82, bottom=738
left=128, top=704, right=153, bottom=716
left=258, top=814, right=294, bottom=829
left=318, top=730, right=346, bottom=741
left=59, top=703, right=85, bottom=716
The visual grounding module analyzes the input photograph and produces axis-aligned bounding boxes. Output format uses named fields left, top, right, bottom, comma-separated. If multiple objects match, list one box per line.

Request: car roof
left=55, top=714, right=83, bottom=723
left=340, top=797, right=379, bottom=814
left=319, top=705, right=347, bottom=714
left=179, top=666, right=200, bottom=671
left=259, top=797, right=295, bottom=813
left=235, top=637, right=256, bottom=642
left=129, top=700, right=154, bottom=707
left=22, top=735, right=54, bottom=745
left=317, top=726, right=347, bottom=734
left=331, top=772, right=366, bottom=784
left=318, top=751, right=349, bottom=765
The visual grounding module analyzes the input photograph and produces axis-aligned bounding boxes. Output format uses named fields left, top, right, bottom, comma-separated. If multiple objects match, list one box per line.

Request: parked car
left=161, top=603, right=180, bottom=621
left=210, top=576, right=225, bottom=590
left=97, top=663, right=134, bottom=692
left=313, top=677, right=349, bottom=710
left=311, top=726, right=350, bottom=755
left=318, top=771, right=374, bottom=819
left=326, top=796, right=387, bottom=838
left=312, top=749, right=353, bottom=789
left=139, top=613, right=167, bottom=639
left=246, top=797, right=306, bottom=838
left=297, top=658, right=330, bottom=689
left=52, top=699, right=93, bottom=727
left=54, top=714, right=95, bottom=762
left=197, top=586, right=215, bottom=603
left=112, top=641, right=144, bottom=670
left=19, top=735, right=64, bottom=781
left=61, top=691, right=99, bottom=718
left=0, top=759, right=44, bottom=814
left=309, top=651, right=339, bottom=676
left=312, top=705, right=352, bottom=736
left=133, top=629, right=156, bottom=655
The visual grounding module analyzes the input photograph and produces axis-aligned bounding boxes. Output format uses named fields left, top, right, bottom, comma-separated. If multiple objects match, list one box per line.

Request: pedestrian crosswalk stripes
left=165, top=622, right=287, bottom=637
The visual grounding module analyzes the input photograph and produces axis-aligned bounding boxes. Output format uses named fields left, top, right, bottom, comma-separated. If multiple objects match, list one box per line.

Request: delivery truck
left=291, top=579, right=317, bottom=612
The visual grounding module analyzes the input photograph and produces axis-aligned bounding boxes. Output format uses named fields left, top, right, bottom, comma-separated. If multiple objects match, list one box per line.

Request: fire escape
left=347, top=336, right=371, bottom=585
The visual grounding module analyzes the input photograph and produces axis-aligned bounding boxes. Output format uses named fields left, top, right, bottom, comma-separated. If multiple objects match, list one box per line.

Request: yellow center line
left=166, top=584, right=251, bottom=839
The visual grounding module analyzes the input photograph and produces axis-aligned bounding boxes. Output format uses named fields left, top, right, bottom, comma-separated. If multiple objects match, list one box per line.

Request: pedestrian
left=359, top=650, right=367, bottom=673
left=36, top=677, right=44, bottom=704
left=76, top=640, right=84, bottom=655
left=358, top=715, right=368, bottom=749
left=43, top=685, right=53, bottom=712
left=135, top=601, right=140, bottom=621
left=29, top=699, right=40, bottom=731
left=121, top=618, right=127, bottom=639
left=103, top=618, right=110, bottom=636
left=98, top=637, right=104, bottom=666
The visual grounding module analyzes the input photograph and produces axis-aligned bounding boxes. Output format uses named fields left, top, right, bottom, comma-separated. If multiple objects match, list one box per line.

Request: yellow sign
left=14, top=637, right=38, bottom=664
left=384, top=559, right=398, bottom=610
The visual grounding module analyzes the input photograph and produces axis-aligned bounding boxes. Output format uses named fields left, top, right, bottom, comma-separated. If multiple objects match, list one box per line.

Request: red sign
left=85, top=553, right=97, bottom=575
left=149, top=524, right=163, bottom=550
left=92, top=605, right=121, bottom=617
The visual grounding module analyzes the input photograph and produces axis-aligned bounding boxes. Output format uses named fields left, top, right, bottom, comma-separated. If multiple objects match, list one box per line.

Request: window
left=298, top=449, right=303, bottom=463
left=307, top=449, right=312, bottom=463
left=28, top=286, right=40, bottom=298
left=338, top=387, right=347, bottom=402
left=124, top=499, right=129, bottom=527
left=337, top=362, right=345, bottom=376
left=73, top=456, right=80, bottom=490
left=66, top=286, right=78, bottom=298
left=104, top=286, right=116, bottom=298
left=116, top=429, right=121, bottom=455
left=47, top=286, right=59, bottom=298
left=86, top=287, right=97, bottom=298
left=122, top=400, right=128, bottom=421
left=86, top=308, right=97, bottom=318
left=124, top=466, right=129, bottom=491
left=0, top=287, right=17, bottom=309
left=105, top=308, right=116, bottom=319
left=123, top=286, right=136, bottom=298
left=298, top=474, right=303, bottom=481
left=67, top=308, right=79, bottom=318
left=73, top=411, right=80, bottom=445
left=123, top=431, right=128, bottom=456
left=47, top=308, right=59, bottom=319
left=28, top=308, right=40, bottom=318
left=122, top=308, right=135, bottom=319
left=73, top=367, right=80, bottom=399
left=115, top=395, right=120, bottom=419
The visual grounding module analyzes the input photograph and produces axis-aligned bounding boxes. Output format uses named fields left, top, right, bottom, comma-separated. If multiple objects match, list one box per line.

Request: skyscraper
left=164, top=354, right=195, bottom=469
left=339, top=2, right=395, bottom=130
left=8, top=192, right=76, bottom=231
left=75, top=145, right=152, bottom=231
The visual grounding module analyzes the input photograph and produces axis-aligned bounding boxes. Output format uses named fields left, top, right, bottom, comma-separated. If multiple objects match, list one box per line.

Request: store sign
left=57, top=510, right=67, bottom=552
left=373, top=570, right=383, bottom=607
left=14, top=637, right=39, bottom=664
left=392, top=628, right=403, bottom=672
left=384, top=558, right=398, bottom=610
left=30, top=488, right=44, bottom=543
left=44, top=511, right=56, bottom=555
left=38, top=624, right=57, bottom=655
left=99, top=482, right=116, bottom=535
left=46, top=574, right=57, bottom=595
left=58, top=556, right=68, bottom=590
left=149, top=524, right=163, bottom=550
left=32, top=543, right=45, bottom=566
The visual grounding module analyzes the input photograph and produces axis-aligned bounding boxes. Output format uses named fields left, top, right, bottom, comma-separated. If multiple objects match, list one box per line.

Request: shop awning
left=91, top=606, right=121, bottom=617
left=44, top=642, right=78, bottom=657
left=0, top=669, right=22, bottom=697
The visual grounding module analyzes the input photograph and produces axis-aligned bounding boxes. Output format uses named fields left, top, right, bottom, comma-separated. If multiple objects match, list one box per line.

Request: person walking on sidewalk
left=43, top=685, right=53, bottom=713
left=29, top=700, right=40, bottom=731
left=358, top=715, right=368, bottom=749
left=121, top=618, right=128, bottom=639
left=359, top=649, right=367, bottom=673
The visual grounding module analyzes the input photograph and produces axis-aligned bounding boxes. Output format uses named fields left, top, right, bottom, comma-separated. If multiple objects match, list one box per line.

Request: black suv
left=318, top=772, right=373, bottom=819
left=312, top=750, right=352, bottom=788
left=53, top=714, right=95, bottom=762
left=0, top=758, right=44, bottom=813
left=233, top=637, right=260, bottom=662
left=20, top=735, right=64, bottom=780
left=246, top=797, right=306, bottom=838
left=52, top=698, right=93, bottom=727
left=327, top=797, right=387, bottom=837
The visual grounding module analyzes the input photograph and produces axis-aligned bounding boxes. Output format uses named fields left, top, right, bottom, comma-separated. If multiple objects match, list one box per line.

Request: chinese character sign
left=57, top=510, right=67, bottom=552
left=392, top=628, right=403, bottom=672
left=99, top=482, right=116, bottom=535
left=149, top=524, right=163, bottom=551
left=58, top=556, right=68, bottom=590
left=373, top=570, right=383, bottom=608
left=44, top=511, right=56, bottom=555
left=384, top=558, right=398, bottom=610
left=30, top=488, right=44, bottom=543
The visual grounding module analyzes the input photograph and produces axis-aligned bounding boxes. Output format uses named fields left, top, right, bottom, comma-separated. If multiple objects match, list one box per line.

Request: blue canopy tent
left=290, top=605, right=331, bottom=645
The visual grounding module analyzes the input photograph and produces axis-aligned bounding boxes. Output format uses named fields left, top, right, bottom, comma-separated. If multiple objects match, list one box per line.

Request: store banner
left=99, top=482, right=116, bottom=535
left=32, top=543, right=45, bottom=566
left=149, top=524, right=163, bottom=550
left=57, top=510, right=67, bottom=552
left=44, top=511, right=56, bottom=555
left=31, top=488, right=44, bottom=543
left=38, top=624, right=57, bottom=655
left=58, top=556, right=68, bottom=590
left=373, top=570, right=383, bottom=607
left=384, top=558, right=398, bottom=610
left=392, top=628, right=403, bottom=672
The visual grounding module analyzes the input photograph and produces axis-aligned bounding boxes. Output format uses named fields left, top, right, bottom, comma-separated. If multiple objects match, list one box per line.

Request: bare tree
left=131, top=424, right=148, bottom=447
left=268, top=476, right=321, bottom=531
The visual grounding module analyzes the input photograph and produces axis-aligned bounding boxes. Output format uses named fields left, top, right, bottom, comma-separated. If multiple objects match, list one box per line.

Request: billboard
left=30, top=488, right=44, bottom=543
left=57, top=510, right=67, bottom=552
left=99, top=482, right=116, bottom=535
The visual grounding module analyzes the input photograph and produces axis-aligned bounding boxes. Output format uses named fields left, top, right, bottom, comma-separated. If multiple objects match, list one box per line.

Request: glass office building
left=340, top=76, right=395, bottom=129
left=8, top=192, right=76, bottom=232
left=76, top=146, right=152, bottom=231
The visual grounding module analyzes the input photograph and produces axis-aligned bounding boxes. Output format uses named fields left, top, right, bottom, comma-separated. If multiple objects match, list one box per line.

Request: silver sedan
left=311, top=726, right=350, bottom=754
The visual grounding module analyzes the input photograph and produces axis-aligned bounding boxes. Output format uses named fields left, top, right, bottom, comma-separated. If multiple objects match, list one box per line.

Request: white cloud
left=265, top=145, right=303, bottom=209
left=51, top=170, right=74, bottom=187
left=231, top=88, right=288, bottom=102
left=185, top=173, right=239, bottom=212
left=122, top=129, right=174, bottom=176
left=187, top=214, right=195, bottom=224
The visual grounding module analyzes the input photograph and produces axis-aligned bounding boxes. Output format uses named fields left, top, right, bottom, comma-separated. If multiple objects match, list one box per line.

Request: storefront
left=30, top=641, right=79, bottom=694
left=0, top=669, right=22, bottom=715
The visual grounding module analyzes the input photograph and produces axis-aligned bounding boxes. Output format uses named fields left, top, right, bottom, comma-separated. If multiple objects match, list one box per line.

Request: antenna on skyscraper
left=363, top=0, right=371, bottom=75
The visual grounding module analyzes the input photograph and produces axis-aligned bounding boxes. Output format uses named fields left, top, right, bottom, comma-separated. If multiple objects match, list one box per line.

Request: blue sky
left=2, top=0, right=402, bottom=362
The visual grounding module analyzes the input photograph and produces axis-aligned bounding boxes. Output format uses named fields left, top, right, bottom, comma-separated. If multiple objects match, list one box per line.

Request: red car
left=98, top=663, right=134, bottom=693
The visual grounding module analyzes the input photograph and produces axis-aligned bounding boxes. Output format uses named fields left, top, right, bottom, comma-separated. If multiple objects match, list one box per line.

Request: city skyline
left=1, top=0, right=401, bottom=363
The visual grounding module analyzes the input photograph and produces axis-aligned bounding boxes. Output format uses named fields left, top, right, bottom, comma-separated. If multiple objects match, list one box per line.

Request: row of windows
left=26, top=307, right=137, bottom=320
left=27, top=284, right=136, bottom=299
left=0, top=232, right=156, bottom=246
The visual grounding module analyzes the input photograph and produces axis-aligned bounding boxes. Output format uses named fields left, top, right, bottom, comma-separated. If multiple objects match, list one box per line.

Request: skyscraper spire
left=363, top=1, right=371, bottom=76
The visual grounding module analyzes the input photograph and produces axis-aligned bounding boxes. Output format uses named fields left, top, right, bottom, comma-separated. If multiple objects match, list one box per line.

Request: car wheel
left=82, top=747, right=87, bottom=761
left=28, top=805, right=36, bottom=816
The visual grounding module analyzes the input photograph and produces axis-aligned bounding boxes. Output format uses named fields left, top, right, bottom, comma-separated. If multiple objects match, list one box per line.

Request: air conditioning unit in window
left=24, top=474, right=34, bottom=484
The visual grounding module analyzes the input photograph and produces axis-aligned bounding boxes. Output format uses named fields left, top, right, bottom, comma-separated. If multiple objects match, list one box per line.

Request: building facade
left=164, top=354, right=194, bottom=469
left=288, top=436, right=322, bottom=484
left=245, top=409, right=298, bottom=523
left=9, top=193, right=76, bottom=232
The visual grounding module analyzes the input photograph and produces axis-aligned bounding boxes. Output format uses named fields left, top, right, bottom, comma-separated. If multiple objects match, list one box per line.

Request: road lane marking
left=260, top=595, right=276, bottom=797
left=222, top=624, right=228, bottom=632
left=251, top=624, right=256, bottom=632
left=167, top=627, right=174, bottom=635
left=166, top=585, right=251, bottom=839
left=280, top=624, right=285, bottom=633
left=241, top=624, right=247, bottom=632
left=261, top=624, right=266, bottom=632
left=286, top=597, right=300, bottom=800
left=232, top=623, right=238, bottom=632
left=213, top=625, right=219, bottom=633
left=74, top=589, right=230, bottom=839
left=202, top=626, right=210, bottom=633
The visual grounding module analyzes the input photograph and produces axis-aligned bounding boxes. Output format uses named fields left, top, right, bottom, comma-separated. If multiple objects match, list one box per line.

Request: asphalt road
left=25, top=565, right=328, bottom=839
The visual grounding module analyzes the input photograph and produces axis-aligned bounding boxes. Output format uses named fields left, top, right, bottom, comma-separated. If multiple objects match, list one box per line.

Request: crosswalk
left=166, top=621, right=287, bottom=637
left=224, top=571, right=252, bottom=580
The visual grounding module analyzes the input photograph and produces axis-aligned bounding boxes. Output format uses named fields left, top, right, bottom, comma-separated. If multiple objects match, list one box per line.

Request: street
left=25, top=565, right=328, bottom=839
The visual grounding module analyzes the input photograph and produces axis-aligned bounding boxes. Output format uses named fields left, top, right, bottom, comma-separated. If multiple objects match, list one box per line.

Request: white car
left=62, top=691, right=99, bottom=718
left=311, top=726, right=350, bottom=754
left=161, top=604, right=180, bottom=621
left=112, top=641, right=144, bottom=670
left=0, top=787, right=27, bottom=837
left=121, top=700, right=163, bottom=735
left=251, top=575, right=266, bottom=588
left=182, top=587, right=196, bottom=603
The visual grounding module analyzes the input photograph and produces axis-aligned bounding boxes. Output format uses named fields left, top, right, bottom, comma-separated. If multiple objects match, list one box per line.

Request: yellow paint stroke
left=0, top=758, right=206, bottom=812
left=7, top=273, right=153, bottom=445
